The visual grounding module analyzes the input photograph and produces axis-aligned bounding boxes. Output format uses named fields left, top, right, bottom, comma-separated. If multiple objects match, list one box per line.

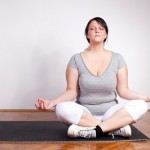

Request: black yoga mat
left=0, top=121, right=149, bottom=142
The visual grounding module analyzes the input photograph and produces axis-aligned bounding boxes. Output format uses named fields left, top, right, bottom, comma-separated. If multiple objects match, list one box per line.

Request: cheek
left=102, top=31, right=107, bottom=37
left=87, top=31, right=94, bottom=38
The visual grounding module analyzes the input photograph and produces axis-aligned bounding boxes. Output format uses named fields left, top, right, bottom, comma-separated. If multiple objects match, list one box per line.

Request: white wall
left=0, top=0, right=150, bottom=109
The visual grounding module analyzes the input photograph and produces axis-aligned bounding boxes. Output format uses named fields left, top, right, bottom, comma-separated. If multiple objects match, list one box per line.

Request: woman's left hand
left=145, top=96, right=150, bottom=102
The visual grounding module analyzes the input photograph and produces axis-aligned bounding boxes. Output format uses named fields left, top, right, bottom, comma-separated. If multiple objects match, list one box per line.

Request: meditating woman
left=35, top=17, right=149, bottom=138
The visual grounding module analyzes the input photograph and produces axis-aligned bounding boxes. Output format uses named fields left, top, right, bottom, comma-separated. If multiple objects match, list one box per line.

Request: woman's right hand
left=35, top=98, right=55, bottom=111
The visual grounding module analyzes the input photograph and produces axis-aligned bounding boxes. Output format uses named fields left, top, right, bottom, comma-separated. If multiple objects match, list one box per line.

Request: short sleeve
left=117, top=53, right=126, bottom=69
left=68, top=54, right=78, bottom=69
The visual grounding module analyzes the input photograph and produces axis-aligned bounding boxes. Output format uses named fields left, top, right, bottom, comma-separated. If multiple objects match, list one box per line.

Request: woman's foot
left=67, top=125, right=96, bottom=138
left=108, top=125, right=132, bottom=137
left=67, top=124, right=132, bottom=138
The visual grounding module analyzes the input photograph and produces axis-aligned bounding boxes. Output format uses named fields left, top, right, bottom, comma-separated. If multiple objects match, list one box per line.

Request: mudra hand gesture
left=35, top=98, right=54, bottom=111
left=145, top=96, right=150, bottom=102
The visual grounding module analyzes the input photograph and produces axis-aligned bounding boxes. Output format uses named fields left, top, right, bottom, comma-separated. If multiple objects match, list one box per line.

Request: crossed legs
left=55, top=100, right=148, bottom=133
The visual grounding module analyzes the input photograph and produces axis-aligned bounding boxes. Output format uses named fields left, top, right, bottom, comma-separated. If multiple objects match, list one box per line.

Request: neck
left=88, top=43, right=105, bottom=53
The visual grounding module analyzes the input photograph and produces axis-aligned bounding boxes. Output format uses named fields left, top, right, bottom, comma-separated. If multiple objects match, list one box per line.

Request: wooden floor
left=0, top=110, right=149, bottom=150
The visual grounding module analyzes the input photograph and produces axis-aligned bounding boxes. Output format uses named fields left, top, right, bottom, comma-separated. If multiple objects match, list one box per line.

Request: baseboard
left=0, top=108, right=149, bottom=112
left=0, top=108, right=55, bottom=112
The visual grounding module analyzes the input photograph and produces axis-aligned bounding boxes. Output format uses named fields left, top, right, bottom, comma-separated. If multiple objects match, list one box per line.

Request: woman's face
left=87, top=20, right=107, bottom=44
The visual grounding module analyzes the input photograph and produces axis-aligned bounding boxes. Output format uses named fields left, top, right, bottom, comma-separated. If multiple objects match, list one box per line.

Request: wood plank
left=0, top=111, right=149, bottom=150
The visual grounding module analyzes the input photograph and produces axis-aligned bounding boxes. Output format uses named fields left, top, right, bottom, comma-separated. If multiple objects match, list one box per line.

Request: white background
left=0, top=0, right=150, bottom=109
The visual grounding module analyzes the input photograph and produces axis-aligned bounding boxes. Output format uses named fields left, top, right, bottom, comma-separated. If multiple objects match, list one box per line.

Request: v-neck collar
left=79, top=52, right=113, bottom=77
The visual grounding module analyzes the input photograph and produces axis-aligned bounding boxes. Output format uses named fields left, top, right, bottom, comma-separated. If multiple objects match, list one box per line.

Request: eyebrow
left=90, top=25, right=104, bottom=28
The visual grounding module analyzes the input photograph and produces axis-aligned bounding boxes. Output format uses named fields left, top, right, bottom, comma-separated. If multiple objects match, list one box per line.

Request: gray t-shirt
left=68, top=51, right=126, bottom=115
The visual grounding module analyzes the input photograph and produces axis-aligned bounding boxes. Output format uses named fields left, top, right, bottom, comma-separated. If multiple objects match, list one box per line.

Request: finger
left=42, top=101, right=45, bottom=110
left=43, top=102, right=48, bottom=110
left=41, top=101, right=45, bottom=110
left=43, top=101, right=48, bottom=110
left=35, top=104, right=40, bottom=110
left=38, top=99, right=43, bottom=104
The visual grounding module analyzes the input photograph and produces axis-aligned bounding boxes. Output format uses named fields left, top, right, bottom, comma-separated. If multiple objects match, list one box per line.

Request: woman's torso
left=68, top=51, right=126, bottom=115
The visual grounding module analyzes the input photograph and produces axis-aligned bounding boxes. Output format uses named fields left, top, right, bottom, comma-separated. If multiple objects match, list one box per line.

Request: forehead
left=89, top=20, right=103, bottom=27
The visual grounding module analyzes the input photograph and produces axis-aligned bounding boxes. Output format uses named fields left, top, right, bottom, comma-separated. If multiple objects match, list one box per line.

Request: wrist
left=140, top=96, right=147, bottom=101
left=51, top=99, right=58, bottom=107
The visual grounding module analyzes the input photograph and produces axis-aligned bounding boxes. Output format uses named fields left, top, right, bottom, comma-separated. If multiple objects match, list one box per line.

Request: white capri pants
left=55, top=100, right=148, bottom=125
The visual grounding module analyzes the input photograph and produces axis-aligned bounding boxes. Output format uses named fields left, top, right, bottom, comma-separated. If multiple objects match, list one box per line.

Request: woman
left=35, top=17, right=149, bottom=138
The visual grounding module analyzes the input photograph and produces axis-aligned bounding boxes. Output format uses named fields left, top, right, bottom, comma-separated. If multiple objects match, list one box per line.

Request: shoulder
left=68, top=53, right=81, bottom=69
left=112, top=51, right=126, bottom=69
left=112, top=51, right=125, bottom=61
left=112, top=51, right=123, bottom=57
left=70, top=53, right=80, bottom=59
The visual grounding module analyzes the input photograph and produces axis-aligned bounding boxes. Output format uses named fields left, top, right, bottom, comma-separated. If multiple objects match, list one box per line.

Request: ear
left=86, top=34, right=90, bottom=43
left=105, top=34, right=108, bottom=39
left=86, top=33, right=89, bottom=39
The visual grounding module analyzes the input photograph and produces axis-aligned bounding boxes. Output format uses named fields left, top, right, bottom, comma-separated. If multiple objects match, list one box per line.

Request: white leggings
left=55, top=100, right=148, bottom=125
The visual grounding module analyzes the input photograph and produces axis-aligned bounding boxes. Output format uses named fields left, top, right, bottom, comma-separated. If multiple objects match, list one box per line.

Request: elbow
left=116, top=88, right=128, bottom=99
left=66, top=88, right=78, bottom=99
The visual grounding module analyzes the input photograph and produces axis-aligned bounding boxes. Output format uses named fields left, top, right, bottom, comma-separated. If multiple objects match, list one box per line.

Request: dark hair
left=85, top=17, right=108, bottom=43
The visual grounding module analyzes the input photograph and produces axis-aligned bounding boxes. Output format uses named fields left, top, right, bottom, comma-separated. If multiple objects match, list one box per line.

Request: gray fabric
left=68, top=52, right=126, bottom=115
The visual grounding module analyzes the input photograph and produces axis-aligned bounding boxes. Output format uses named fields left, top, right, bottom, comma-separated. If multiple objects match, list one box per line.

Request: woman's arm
left=52, top=65, right=79, bottom=105
left=116, top=65, right=149, bottom=101
left=35, top=65, right=79, bottom=110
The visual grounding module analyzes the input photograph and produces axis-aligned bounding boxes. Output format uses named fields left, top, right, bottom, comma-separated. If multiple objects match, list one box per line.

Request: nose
left=95, top=28, right=100, bottom=33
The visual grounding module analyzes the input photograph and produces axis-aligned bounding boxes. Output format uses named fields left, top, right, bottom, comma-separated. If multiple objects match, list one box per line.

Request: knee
left=55, top=102, right=71, bottom=120
left=125, top=100, right=148, bottom=121
left=136, top=100, right=148, bottom=114
left=55, top=101, right=83, bottom=124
